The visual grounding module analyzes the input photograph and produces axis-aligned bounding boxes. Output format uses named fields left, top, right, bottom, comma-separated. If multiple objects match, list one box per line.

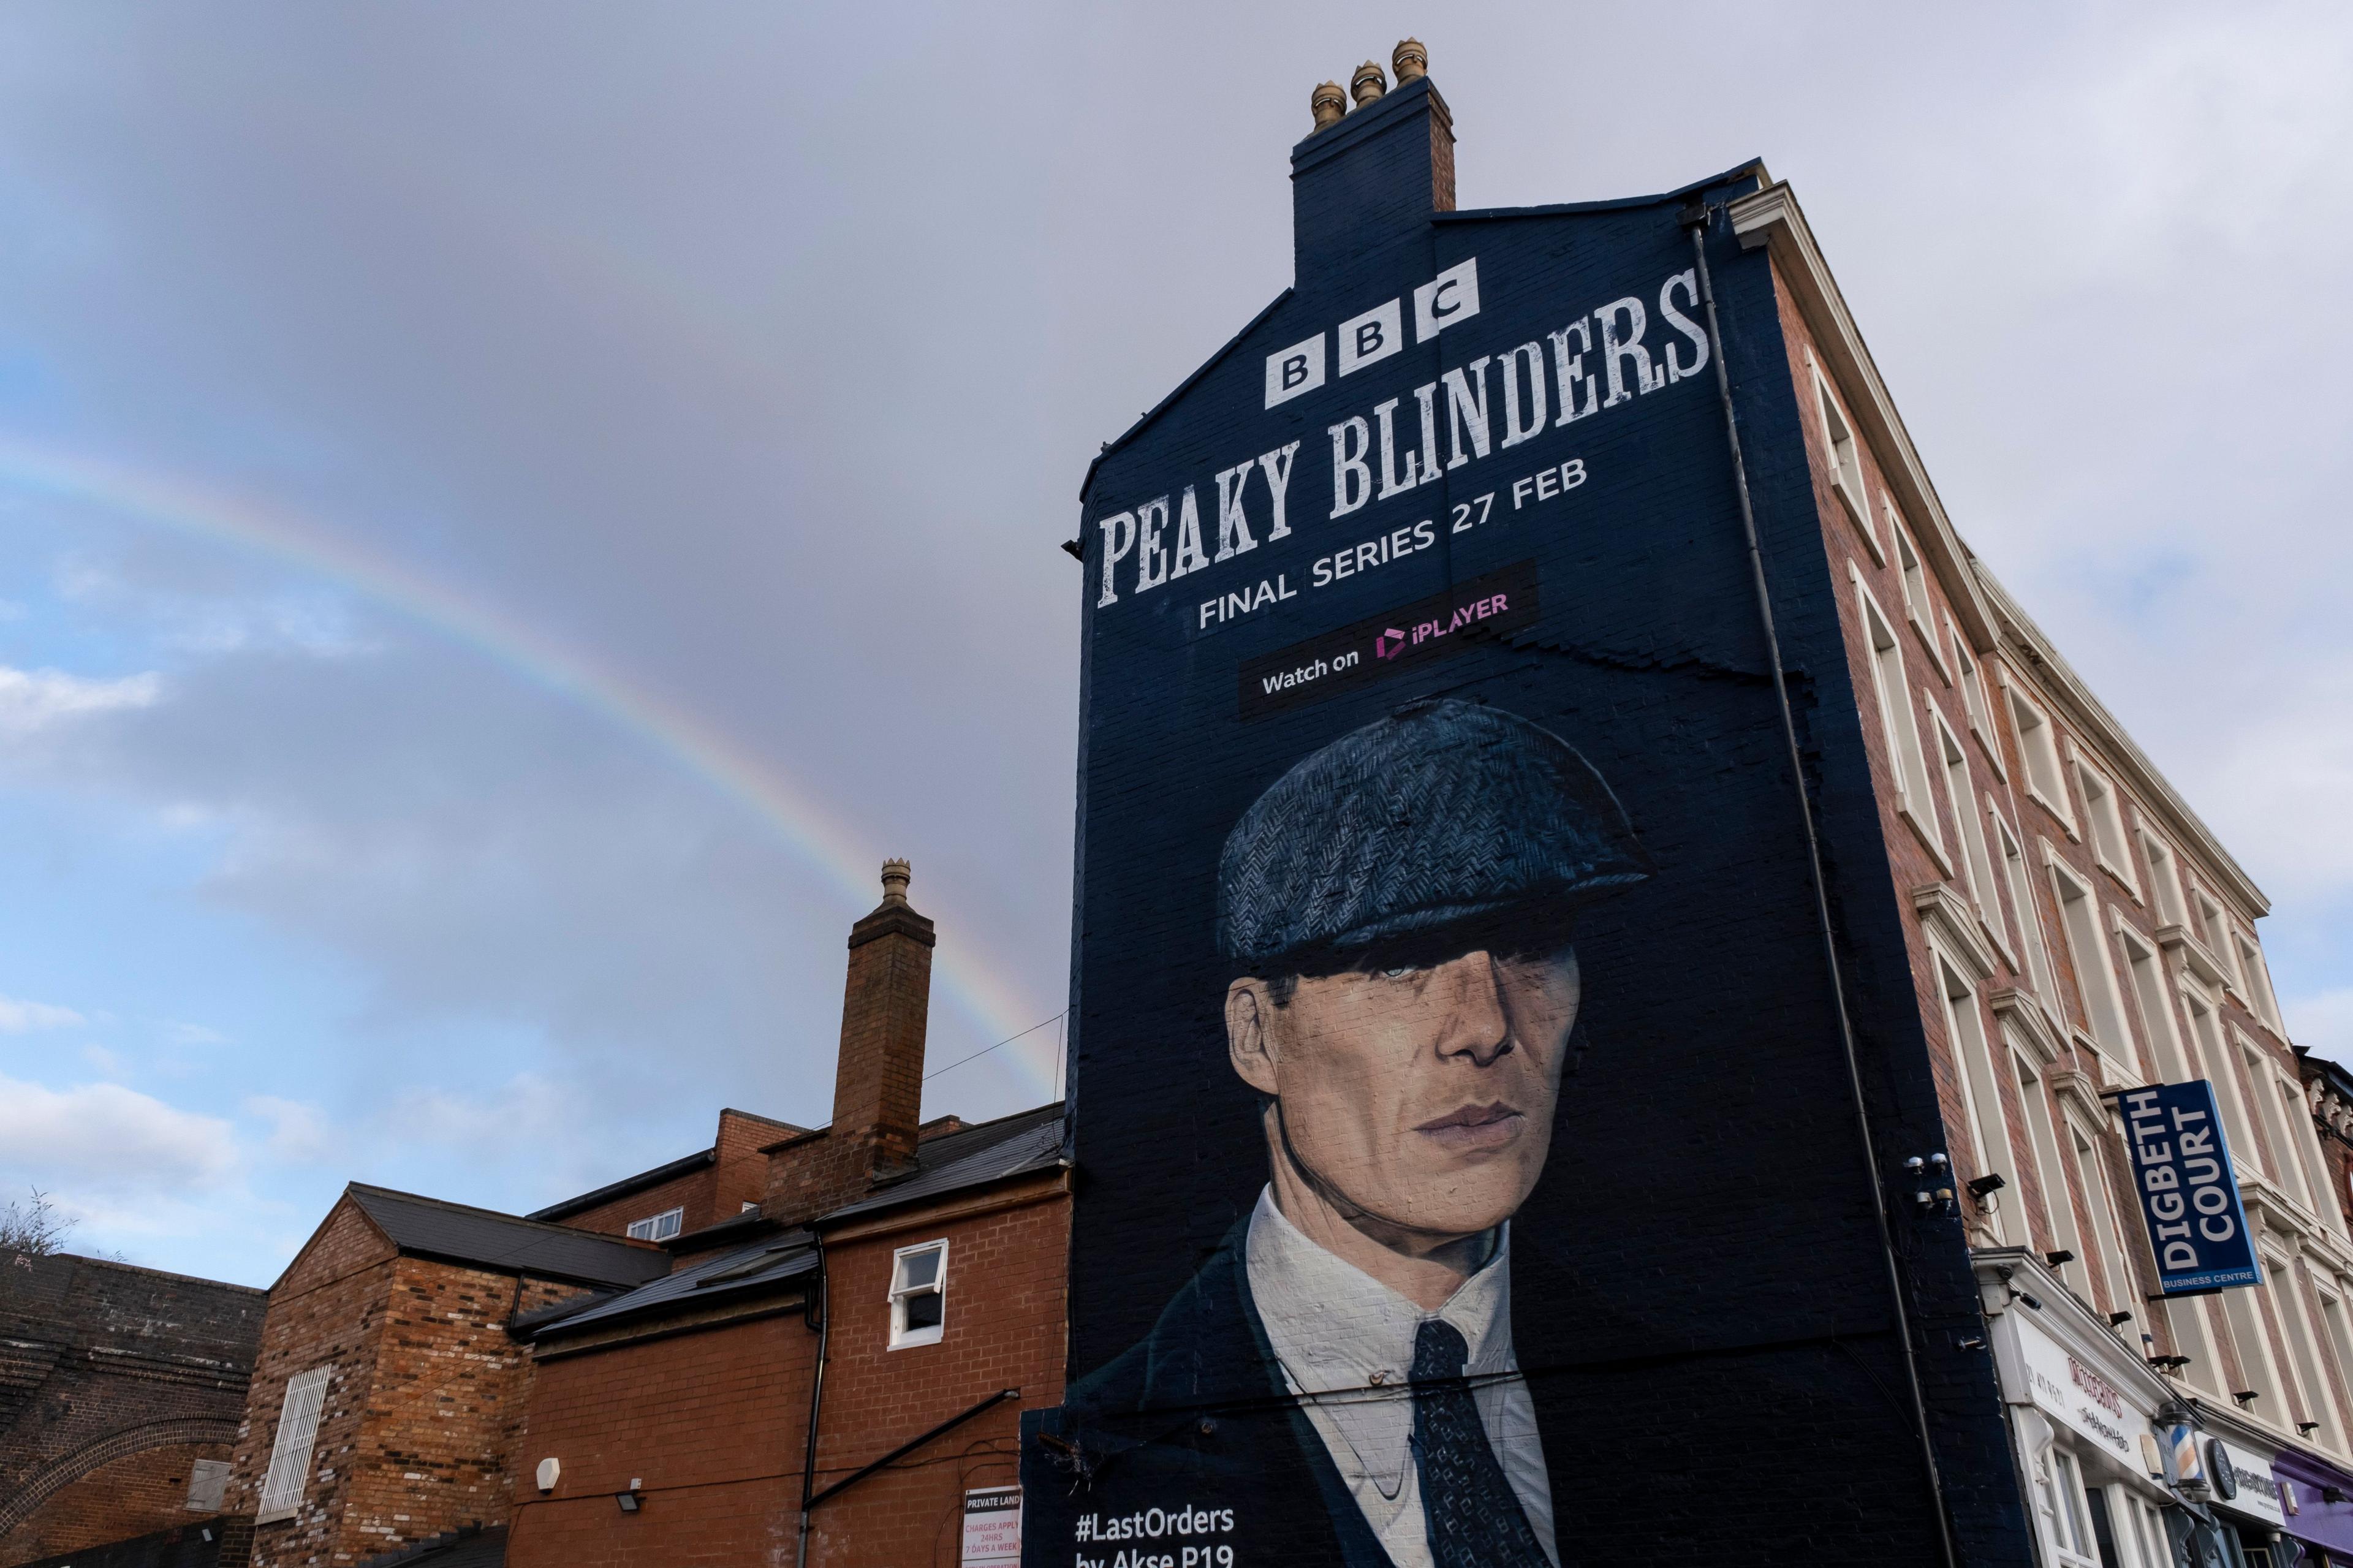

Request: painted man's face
left=1227, top=945, right=1580, bottom=1243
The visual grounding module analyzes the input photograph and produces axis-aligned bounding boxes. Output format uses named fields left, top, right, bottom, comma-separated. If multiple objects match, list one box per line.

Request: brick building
left=1744, top=162, right=2353, bottom=1562
left=0, top=1255, right=263, bottom=1567
left=191, top=860, right=1065, bottom=1568
left=501, top=860, right=1067, bottom=1568
left=216, top=1186, right=669, bottom=1568
left=525, top=1107, right=805, bottom=1246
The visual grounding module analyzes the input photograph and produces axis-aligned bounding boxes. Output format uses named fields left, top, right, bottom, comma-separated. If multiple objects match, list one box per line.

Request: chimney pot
left=1309, top=80, right=1347, bottom=132
left=880, top=858, right=911, bottom=905
left=1392, top=39, right=1427, bottom=83
left=1351, top=61, right=1387, bottom=107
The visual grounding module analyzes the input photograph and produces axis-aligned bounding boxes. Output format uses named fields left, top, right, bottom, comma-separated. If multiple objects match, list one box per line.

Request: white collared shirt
left=1243, top=1186, right=1558, bottom=1568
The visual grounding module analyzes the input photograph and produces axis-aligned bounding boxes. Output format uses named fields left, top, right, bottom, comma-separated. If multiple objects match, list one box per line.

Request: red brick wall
left=550, top=1165, right=718, bottom=1243
left=1771, top=251, right=2320, bottom=1401
left=507, top=1311, right=816, bottom=1566
left=325, top=1258, right=577, bottom=1561
left=0, top=1441, right=227, bottom=1564
left=227, top=1199, right=398, bottom=1567
left=0, top=1254, right=261, bottom=1565
left=507, top=1175, right=1068, bottom=1568
left=227, top=1197, right=584, bottom=1568
left=805, top=1178, right=1067, bottom=1568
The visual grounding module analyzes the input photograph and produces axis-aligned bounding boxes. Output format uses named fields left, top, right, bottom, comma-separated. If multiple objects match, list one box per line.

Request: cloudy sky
left=2, top=2, right=2347, bottom=1286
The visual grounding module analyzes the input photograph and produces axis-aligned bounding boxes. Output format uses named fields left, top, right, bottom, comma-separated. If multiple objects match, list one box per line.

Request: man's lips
left=1414, top=1102, right=1525, bottom=1151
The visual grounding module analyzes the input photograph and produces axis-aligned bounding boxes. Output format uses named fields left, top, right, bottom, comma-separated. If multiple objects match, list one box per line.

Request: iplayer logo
left=1374, top=628, right=1408, bottom=660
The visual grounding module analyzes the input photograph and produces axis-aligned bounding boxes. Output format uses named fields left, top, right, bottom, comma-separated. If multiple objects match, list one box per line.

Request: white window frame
left=2192, top=887, right=2238, bottom=991
left=887, top=1238, right=949, bottom=1350
left=2136, top=822, right=2188, bottom=930
left=1950, top=622, right=2006, bottom=780
left=2002, top=676, right=2077, bottom=836
left=1811, top=357, right=1881, bottom=561
left=2010, top=1038, right=2084, bottom=1291
left=2317, top=1285, right=2353, bottom=1442
left=2066, top=1112, right=2134, bottom=1318
left=1939, top=951, right=2018, bottom=1243
left=1885, top=502, right=1949, bottom=683
left=2183, top=983, right=2264, bottom=1183
left=1932, top=712, right=2006, bottom=956
left=2242, top=1032, right=2319, bottom=1214
left=1852, top=567, right=1947, bottom=867
left=2223, top=1264, right=2290, bottom=1417
left=1993, top=807, right=2059, bottom=1017
left=2045, top=850, right=2134, bottom=1065
left=2069, top=749, right=2140, bottom=901
left=626, top=1206, right=684, bottom=1243
left=2234, top=932, right=2286, bottom=1036
left=2267, top=1246, right=2344, bottom=1451
left=2166, top=1293, right=2228, bottom=1398
left=2116, top=923, right=2189, bottom=1085
left=257, top=1365, right=332, bottom=1523
left=2033, top=1443, right=2101, bottom=1568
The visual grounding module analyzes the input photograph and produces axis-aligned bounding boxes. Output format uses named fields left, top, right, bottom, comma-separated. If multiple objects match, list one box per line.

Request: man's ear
left=1226, top=979, right=1280, bottom=1097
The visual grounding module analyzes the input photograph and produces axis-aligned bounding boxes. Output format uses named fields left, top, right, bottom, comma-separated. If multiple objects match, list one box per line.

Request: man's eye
left=1381, top=965, right=1419, bottom=979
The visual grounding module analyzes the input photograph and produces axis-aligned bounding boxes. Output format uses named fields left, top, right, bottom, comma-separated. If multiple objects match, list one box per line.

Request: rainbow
left=0, top=435, right=1057, bottom=1096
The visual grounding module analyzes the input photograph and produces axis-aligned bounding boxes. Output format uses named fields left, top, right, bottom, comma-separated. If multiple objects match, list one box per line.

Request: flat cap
left=1217, top=698, right=1649, bottom=969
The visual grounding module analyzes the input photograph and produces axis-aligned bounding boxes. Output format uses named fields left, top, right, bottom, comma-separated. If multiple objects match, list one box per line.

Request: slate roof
left=523, top=1148, right=711, bottom=1222
left=520, top=1104, right=1066, bottom=1342
left=344, top=1184, right=672, bottom=1290
left=824, top=1105, right=1065, bottom=1221
left=523, top=1232, right=819, bottom=1339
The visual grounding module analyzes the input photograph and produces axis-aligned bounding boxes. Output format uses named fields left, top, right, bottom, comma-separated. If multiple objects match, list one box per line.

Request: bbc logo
left=1264, top=258, right=1481, bottom=409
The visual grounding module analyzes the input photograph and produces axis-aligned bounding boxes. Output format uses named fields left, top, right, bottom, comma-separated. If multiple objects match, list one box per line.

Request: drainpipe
left=1680, top=197, right=1959, bottom=1568
left=795, top=1235, right=829, bottom=1568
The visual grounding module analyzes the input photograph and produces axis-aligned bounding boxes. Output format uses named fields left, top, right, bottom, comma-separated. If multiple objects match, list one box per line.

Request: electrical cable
left=924, top=1012, right=1067, bottom=1083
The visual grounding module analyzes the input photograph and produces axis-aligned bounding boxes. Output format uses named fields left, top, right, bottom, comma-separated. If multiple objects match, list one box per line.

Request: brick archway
left=0, top=1416, right=240, bottom=1536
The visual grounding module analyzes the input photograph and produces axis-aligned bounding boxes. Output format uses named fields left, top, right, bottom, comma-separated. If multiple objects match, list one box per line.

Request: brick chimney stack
left=1291, top=39, right=1454, bottom=281
left=830, top=858, right=934, bottom=1178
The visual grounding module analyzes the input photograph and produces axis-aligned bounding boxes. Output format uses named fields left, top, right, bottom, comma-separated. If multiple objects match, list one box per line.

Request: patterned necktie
left=1411, top=1317, right=1550, bottom=1568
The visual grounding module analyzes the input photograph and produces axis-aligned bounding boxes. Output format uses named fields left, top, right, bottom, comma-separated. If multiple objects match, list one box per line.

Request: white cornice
left=1728, top=181, right=1996, bottom=655
left=1915, top=882, right=1998, bottom=983
left=1990, top=987, right=2064, bottom=1067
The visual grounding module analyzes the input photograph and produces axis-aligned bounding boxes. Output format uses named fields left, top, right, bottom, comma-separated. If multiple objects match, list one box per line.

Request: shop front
left=2272, top=1443, right=2353, bottom=1566
left=2199, top=1428, right=2289, bottom=1567
left=1984, top=1255, right=2182, bottom=1568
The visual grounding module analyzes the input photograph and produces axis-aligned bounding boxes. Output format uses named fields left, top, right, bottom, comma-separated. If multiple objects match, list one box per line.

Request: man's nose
left=1430, top=951, right=1512, bottom=1067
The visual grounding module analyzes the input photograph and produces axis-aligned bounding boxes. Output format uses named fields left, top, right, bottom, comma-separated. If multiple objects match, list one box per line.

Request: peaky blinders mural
left=1025, top=52, right=2020, bottom=1568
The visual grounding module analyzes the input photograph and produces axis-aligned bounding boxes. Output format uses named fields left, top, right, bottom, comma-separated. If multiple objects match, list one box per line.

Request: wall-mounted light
left=2300, top=1422, right=2322, bottom=1436
left=536, top=1458, right=561, bottom=1494
left=616, top=1479, right=644, bottom=1514
left=2045, top=1251, right=2075, bottom=1268
left=2233, top=1389, right=2261, bottom=1406
left=1966, top=1172, right=2007, bottom=1199
left=2109, top=1311, right=2134, bottom=1327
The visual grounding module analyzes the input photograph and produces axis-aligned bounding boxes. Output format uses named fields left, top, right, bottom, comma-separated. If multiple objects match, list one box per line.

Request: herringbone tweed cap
left=1217, top=697, right=1650, bottom=968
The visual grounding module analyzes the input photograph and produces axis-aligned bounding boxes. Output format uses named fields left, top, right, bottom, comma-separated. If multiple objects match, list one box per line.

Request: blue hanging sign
left=2116, top=1081, right=2262, bottom=1296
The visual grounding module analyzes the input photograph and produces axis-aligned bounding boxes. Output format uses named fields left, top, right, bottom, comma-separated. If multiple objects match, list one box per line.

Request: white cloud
left=0, top=1073, right=238, bottom=1195
left=244, top=1095, right=335, bottom=1164
left=0, top=664, right=160, bottom=737
left=0, top=992, right=85, bottom=1032
left=2289, top=988, right=2353, bottom=1066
